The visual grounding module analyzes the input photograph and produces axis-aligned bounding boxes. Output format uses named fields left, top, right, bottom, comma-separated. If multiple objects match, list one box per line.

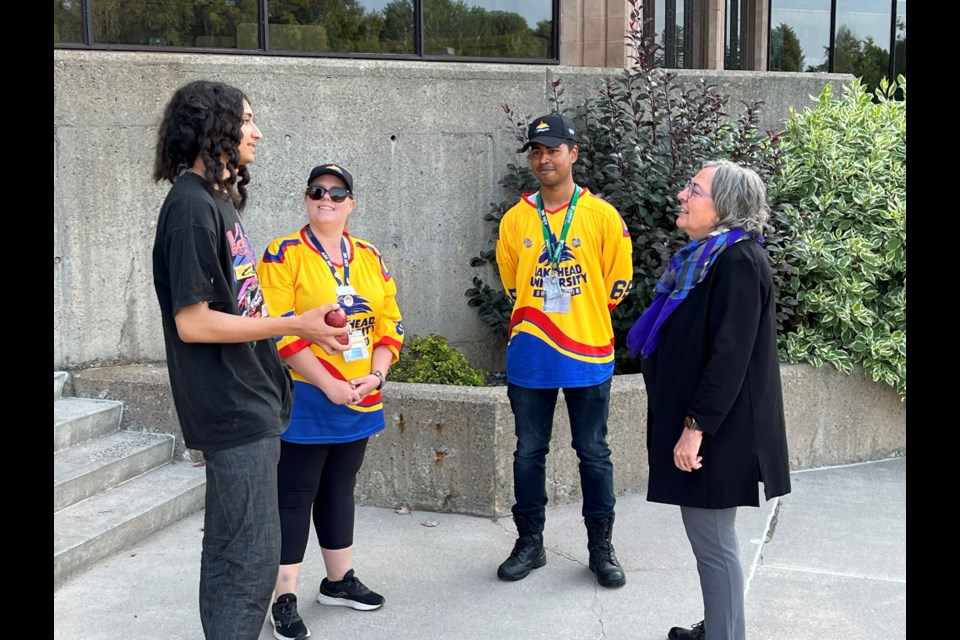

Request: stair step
left=54, top=461, right=206, bottom=589
left=54, top=397, right=123, bottom=453
left=54, top=371, right=69, bottom=400
left=54, top=430, right=175, bottom=512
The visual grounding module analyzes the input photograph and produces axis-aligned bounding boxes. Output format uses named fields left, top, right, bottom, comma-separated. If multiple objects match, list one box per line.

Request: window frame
left=53, top=0, right=561, bottom=65
left=765, top=0, right=902, bottom=87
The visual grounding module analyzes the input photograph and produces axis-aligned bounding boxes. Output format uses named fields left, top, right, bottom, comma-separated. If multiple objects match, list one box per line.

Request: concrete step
left=54, top=430, right=175, bottom=512
left=55, top=371, right=69, bottom=400
left=54, top=397, right=123, bottom=453
left=54, top=461, right=206, bottom=589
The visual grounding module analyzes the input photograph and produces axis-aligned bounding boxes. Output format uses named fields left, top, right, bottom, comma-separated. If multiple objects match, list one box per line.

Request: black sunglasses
left=305, top=185, right=352, bottom=203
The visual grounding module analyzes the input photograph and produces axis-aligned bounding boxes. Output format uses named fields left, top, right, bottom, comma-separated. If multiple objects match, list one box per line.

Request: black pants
left=200, top=436, right=281, bottom=640
left=277, top=438, right=369, bottom=564
left=507, top=379, right=616, bottom=532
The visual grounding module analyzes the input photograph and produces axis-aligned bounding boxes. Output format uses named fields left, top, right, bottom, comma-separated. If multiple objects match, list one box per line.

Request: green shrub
left=466, top=0, right=795, bottom=374
left=774, top=77, right=906, bottom=400
left=390, top=334, right=486, bottom=386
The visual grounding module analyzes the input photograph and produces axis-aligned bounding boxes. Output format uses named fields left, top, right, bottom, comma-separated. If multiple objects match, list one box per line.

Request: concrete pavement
left=53, top=457, right=906, bottom=640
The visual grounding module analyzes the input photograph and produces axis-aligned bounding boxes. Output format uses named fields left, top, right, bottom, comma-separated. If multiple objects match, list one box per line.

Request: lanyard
left=306, top=226, right=350, bottom=287
left=536, top=186, right=582, bottom=272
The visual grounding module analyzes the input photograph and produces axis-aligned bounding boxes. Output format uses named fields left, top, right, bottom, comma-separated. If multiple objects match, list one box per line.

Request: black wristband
left=371, top=370, right=384, bottom=390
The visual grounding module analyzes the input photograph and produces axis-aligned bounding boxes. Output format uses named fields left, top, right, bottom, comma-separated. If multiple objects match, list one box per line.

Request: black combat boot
left=497, top=515, right=546, bottom=581
left=585, top=514, right=626, bottom=588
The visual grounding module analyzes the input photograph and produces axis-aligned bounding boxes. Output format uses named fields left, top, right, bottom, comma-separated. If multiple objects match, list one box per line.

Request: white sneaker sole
left=316, top=594, right=383, bottom=611
left=269, top=614, right=311, bottom=639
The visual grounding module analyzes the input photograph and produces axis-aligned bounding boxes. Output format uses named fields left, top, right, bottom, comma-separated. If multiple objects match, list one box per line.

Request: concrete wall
left=54, top=50, right=851, bottom=372
left=68, top=362, right=905, bottom=517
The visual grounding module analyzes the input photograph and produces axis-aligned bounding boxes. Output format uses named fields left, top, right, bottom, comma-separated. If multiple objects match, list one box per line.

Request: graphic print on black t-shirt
left=227, top=221, right=266, bottom=318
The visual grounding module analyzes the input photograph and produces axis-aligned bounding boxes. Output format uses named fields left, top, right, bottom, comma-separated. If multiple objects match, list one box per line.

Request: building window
left=769, top=0, right=830, bottom=72
left=54, top=0, right=84, bottom=44
left=53, top=0, right=557, bottom=62
left=650, top=0, right=692, bottom=68
left=424, top=0, right=553, bottom=58
left=768, top=0, right=904, bottom=94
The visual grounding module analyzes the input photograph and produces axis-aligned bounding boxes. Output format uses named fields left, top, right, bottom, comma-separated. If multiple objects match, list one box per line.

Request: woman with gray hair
left=626, top=160, right=791, bottom=640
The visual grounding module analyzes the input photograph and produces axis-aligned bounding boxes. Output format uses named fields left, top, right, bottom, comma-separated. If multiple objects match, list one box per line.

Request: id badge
left=542, top=274, right=571, bottom=314
left=543, top=274, right=562, bottom=299
left=543, top=290, right=571, bottom=314
left=336, top=285, right=357, bottom=308
left=342, top=330, right=369, bottom=362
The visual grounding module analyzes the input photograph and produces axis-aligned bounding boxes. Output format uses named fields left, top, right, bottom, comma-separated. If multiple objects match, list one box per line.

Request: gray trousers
left=680, top=506, right=746, bottom=640
left=199, top=436, right=282, bottom=640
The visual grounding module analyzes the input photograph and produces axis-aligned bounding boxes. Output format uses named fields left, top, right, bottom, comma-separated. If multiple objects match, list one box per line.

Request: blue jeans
left=507, top=379, right=616, bottom=533
left=199, top=436, right=281, bottom=640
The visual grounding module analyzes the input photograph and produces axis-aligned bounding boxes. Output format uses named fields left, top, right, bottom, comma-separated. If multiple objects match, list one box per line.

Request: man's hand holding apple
left=297, top=303, right=351, bottom=355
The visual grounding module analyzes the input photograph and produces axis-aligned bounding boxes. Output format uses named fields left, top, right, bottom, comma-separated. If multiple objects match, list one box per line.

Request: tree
left=769, top=23, right=803, bottom=71
left=808, top=24, right=899, bottom=97
left=54, top=0, right=83, bottom=43
left=831, top=25, right=862, bottom=74
left=421, top=0, right=545, bottom=57
left=382, top=0, right=415, bottom=53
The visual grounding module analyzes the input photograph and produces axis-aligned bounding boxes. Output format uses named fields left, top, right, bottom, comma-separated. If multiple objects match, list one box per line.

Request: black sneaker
left=317, top=569, right=385, bottom=611
left=668, top=620, right=705, bottom=640
left=270, top=593, right=310, bottom=640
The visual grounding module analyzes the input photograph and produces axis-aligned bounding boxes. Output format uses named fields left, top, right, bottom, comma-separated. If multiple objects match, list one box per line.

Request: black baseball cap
left=307, top=164, right=354, bottom=192
left=519, top=114, right=578, bottom=152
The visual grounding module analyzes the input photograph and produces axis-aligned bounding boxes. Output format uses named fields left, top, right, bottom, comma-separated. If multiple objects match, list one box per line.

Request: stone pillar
left=560, top=0, right=584, bottom=65
left=704, top=0, right=726, bottom=69
left=560, top=0, right=631, bottom=68
left=745, top=0, right=769, bottom=70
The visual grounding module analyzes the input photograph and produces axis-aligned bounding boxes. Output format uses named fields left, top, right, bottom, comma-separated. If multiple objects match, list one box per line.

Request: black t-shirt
left=152, top=172, right=293, bottom=453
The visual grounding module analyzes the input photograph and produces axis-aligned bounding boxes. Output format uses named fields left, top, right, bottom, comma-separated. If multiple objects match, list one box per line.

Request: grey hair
left=703, top=160, right=769, bottom=236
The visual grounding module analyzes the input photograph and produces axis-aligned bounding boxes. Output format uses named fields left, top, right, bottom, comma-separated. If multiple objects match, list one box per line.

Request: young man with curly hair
left=152, top=80, right=347, bottom=640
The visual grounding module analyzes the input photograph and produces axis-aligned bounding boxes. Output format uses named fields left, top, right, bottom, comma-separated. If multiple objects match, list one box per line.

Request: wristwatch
left=371, top=370, right=385, bottom=391
left=683, top=416, right=703, bottom=431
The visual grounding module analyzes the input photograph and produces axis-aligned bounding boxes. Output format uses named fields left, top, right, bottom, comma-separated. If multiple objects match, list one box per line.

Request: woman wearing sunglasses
left=259, top=164, right=404, bottom=640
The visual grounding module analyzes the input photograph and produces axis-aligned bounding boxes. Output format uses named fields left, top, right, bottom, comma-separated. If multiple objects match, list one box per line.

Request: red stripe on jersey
left=375, top=336, right=403, bottom=352
left=509, top=307, right=613, bottom=357
left=278, top=338, right=310, bottom=359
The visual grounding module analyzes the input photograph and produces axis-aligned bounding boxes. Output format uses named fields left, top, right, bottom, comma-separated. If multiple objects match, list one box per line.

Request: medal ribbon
left=536, top=186, right=582, bottom=273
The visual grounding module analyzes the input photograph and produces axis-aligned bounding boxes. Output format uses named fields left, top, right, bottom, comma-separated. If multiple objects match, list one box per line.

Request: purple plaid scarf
left=627, top=228, right=754, bottom=359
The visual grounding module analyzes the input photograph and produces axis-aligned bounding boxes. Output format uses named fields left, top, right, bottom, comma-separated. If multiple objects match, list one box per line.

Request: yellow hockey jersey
left=496, top=188, right=633, bottom=388
left=260, top=228, right=403, bottom=443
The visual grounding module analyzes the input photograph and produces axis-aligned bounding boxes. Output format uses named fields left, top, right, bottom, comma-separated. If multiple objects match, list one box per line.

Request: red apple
left=324, top=306, right=350, bottom=345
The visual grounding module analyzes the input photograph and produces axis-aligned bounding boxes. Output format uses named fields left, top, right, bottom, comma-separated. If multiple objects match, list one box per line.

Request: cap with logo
left=307, top=163, right=354, bottom=193
left=519, top=114, right=578, bottom=152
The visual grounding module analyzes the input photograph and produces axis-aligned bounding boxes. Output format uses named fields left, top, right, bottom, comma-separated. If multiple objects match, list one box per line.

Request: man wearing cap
left=495, top=113, right=634, bottom=588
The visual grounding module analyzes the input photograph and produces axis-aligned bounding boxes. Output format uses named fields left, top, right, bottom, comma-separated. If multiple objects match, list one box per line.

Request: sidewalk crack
left=593, top=587, right=607, bottom=639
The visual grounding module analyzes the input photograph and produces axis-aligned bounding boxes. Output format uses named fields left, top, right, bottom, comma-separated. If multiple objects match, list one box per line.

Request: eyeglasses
left=305, top=185, right=352, bottom=203
left=684, top=180, right=712, bottom=199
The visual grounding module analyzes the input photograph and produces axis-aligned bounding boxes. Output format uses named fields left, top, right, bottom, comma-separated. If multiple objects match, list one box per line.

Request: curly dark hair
left=153, top=80, right=253, bottom=212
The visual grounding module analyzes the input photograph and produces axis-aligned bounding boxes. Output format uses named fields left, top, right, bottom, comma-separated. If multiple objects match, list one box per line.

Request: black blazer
left=640, top=240, right=791, bottom=509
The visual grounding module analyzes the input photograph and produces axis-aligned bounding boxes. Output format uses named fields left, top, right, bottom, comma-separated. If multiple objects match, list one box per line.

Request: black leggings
left=277, top=438, right=369, bottom=565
